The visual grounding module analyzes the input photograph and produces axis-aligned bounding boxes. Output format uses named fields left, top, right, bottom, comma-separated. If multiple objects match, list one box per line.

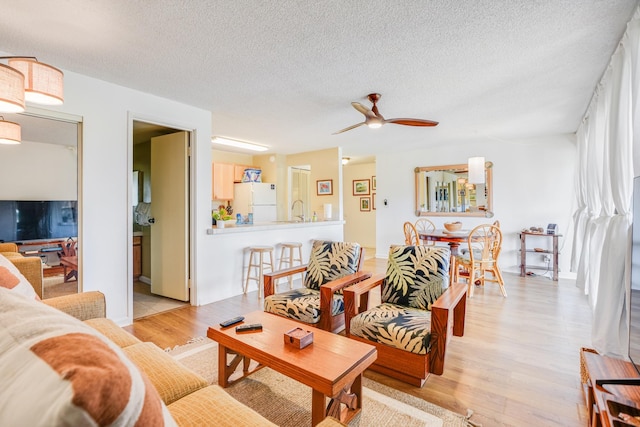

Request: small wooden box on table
left=581, top=349, right=640, bottom=426
left=207, top=311, right=377, bottom=426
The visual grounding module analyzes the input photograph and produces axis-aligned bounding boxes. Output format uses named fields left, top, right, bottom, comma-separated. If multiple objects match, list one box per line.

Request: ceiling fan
left=333, top=93, right=438, bottom=134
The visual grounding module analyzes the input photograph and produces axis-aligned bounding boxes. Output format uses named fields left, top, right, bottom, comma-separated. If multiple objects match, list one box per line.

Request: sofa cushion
left=303, top=241, right=361, bottom=291
left=382, top=245, right=450, bottom=310
left=84, top=318, right=142, bottom=348
left=168, top=384, right=278, bottom=427
left=0, top=253, right=39, bottom=300
left=0, top=287, right=175, bottom=426
left=122, top=342, right=209, bottom=405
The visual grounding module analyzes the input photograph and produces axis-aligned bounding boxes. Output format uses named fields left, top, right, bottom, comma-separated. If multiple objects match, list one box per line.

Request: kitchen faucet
left=291, top=199, right=305, bottom=222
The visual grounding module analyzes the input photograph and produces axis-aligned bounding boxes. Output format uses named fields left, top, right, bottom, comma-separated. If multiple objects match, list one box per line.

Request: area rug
left=167, top=337, right=472, bottom=427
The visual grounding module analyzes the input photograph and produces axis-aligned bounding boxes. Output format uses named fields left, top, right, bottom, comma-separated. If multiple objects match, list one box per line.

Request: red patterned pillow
left=0, top=287, right=176, bottom=426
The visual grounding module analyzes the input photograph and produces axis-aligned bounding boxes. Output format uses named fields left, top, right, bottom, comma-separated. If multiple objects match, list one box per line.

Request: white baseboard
left=138, top=275, right=151, bottom=285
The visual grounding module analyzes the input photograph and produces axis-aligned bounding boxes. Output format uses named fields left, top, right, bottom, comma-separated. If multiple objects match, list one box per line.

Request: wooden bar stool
left=276, top=242, right=304, bottom=289
left=244, top=246, right=274, bottom=298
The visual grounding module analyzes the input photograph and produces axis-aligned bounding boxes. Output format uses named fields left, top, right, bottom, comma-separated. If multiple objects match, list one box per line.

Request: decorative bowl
left=444, top=222, right=463, bottom=232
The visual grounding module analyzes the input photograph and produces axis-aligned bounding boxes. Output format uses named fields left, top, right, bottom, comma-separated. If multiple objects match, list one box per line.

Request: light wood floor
left=124, top=257, right=591, bottom=426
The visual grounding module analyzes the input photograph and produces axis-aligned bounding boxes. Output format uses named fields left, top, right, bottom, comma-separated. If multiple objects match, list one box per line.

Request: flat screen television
left=0, top=200, right=78, bottom=243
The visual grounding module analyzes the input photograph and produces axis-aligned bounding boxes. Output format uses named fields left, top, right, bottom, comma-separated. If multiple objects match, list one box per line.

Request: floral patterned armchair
left=343, top=245, right=467, bottom=386
left=263, top=241, right=370, bottom=333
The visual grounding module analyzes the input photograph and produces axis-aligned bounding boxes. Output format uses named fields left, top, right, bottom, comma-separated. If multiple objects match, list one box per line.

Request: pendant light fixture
left=467, top=156, right=485, bottom=184
left=0, top=63, right=25, bottom=113
left=7, top=58, right=64, bottom=105
left=0, top=117, right=21, bottom=145
left=0, top=56, right=65, bottom=145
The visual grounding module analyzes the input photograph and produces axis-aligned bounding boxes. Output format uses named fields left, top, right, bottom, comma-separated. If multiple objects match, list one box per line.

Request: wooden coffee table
left=207, top=311, right=377, bottom=426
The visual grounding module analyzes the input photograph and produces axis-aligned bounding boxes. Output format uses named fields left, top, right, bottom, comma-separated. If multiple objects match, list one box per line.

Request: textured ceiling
left=0, top=1, right=637, bottom=159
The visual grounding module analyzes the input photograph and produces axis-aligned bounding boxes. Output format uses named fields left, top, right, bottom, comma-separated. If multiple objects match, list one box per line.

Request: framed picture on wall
left=372, top=193, right=376, bottom=210
left=316, top=179, right=333, bottom=195
left=360, top=197, right=371, bottom=211
left=353, top=179, right=370, bottom=196
left=372, top=176, right=376, bottom=190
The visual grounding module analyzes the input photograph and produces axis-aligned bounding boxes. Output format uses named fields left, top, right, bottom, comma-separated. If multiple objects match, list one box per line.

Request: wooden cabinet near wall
left=233, top=164, right=259, bottom=182
left=133, top=235, right=142, bottom=279
left=212, top=162, right=235, bottom=200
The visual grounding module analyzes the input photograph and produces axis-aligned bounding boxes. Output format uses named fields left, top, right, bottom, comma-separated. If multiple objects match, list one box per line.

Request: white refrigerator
left=233, top=183, right=277, bottom=222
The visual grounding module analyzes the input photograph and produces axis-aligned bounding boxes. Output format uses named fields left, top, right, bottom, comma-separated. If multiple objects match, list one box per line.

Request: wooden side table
left=519, top=232, right=561, bottom=281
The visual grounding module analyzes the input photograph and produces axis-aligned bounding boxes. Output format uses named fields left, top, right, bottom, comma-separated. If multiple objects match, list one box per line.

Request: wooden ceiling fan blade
left=386, top=118, right=439, bottom=127
left=351, top=102, right=372, bottom=116
left=332, top=122, right=366, bottom=135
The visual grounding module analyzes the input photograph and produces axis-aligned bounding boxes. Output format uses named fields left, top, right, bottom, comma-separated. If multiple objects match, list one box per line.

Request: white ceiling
left=0, top=1, right=637, bottom=160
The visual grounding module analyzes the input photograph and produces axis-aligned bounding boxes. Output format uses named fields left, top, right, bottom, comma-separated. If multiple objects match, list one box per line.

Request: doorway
left=289, top=166, right=310, bottom=220
left=132, top=120, right=191, bottom=318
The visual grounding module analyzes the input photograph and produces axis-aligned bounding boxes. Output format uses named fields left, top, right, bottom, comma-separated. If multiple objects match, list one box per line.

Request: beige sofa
left=3, top=253, right=343, bottom=426
left=0, top=242, right=43, bottom=298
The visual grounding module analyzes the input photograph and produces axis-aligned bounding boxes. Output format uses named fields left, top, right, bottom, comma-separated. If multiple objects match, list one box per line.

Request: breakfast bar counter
left=201, top=220, right=345, bottom=303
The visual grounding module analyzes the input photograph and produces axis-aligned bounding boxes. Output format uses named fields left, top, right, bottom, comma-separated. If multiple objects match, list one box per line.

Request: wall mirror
left=415, top=162, right=493, bottom=217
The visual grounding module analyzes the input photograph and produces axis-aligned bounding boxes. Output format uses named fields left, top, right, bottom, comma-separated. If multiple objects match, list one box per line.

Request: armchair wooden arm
left=263, top=263, right=309, bottom=298
left=429, top=282, right=467, bottom=374
left=319, top=271, right=372, bottom=331
left=343, top=272, right=386, bottom=335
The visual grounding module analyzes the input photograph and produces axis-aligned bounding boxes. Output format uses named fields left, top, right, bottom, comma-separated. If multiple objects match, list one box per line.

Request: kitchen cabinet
left=212, top=162, right=235, bottom=200
left=233, top=164, right=260, bottom=182
left=133, top=235, right=142, bottom=279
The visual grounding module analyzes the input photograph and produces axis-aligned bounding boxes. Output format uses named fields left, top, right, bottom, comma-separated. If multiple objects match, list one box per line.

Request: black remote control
left=219, top=316, right=244, bottom=327
left=236, top=323, right=263, bottom=332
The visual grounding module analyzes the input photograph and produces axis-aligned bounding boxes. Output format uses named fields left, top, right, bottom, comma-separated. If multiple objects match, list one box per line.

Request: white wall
left=0, top=140, right=77, bottom=199
left=42, top=68, right=212, bottom=325
left=375, top=135, right=577, bottom=277
left=343, top=162, right=376, bottom=248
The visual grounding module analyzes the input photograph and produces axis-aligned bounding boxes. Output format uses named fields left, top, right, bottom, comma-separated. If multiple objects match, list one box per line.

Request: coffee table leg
left=311, top=389, right=326, bottom=426
left=319, top=374, right=363, bottom=425
left=218, top=344, right=230, bottom=387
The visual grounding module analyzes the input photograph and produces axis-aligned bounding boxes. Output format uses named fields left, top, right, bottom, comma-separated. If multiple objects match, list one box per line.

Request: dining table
left=418, top=229, right=472, bottom=256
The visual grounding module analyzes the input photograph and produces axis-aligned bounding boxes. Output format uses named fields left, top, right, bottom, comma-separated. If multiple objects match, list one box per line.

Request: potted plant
left=212, top=206, right=234, bottom=226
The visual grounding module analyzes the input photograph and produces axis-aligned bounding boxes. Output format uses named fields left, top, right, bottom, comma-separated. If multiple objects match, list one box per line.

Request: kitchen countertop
left=207, top=220, right=344, bottom=235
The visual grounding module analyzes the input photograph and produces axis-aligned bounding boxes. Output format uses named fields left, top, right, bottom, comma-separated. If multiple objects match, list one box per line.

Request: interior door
left=150, top=131, right=189, bottom=301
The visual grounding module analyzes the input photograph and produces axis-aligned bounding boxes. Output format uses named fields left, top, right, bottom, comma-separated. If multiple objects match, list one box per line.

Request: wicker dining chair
left=403, top=222, right=421, bottom=245
left=414, top=218, right=436, bottom=246
left=454, top=224, right=506, bottom=297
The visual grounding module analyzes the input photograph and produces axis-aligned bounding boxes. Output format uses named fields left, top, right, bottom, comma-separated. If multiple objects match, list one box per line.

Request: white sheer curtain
left=574, top=8, right=639, bottom=357
left=571, top=125, right=588, bottom=273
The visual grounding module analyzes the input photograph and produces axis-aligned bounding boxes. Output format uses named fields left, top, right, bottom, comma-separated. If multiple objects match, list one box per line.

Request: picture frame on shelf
left=360, top=197, right=371, bottom=211
left=372, top=176, right=376, bottom=190
left=353, top=179, right=370, bottom=196
left=316, top=179, right=333, bottom=196
left=372, top=193, right=376, bottom=210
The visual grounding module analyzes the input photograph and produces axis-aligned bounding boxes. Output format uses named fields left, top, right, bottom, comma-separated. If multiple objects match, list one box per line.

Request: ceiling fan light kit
left=333, top=93, right=438, bottom=134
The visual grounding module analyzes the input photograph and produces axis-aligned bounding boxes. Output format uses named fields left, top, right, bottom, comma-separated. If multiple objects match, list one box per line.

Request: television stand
left=582, top=349, right=640, bottom=426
